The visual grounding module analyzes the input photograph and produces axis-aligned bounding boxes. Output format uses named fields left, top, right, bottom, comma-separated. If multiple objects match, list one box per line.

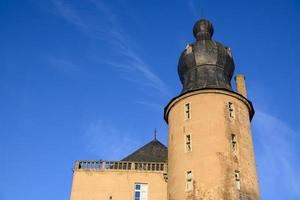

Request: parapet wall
left=74, top=160, right=167, bottom=172
left=70, top=160, right=168, bottom=200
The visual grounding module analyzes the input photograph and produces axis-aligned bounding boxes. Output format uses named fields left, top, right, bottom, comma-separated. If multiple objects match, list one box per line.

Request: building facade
left=70, top=19, right=260, bottom=200
left=70, top=138, right=168, bottom=200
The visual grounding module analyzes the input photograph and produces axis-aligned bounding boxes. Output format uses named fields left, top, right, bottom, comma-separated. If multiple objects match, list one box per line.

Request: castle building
left=70, top=19, right=260, bottom=200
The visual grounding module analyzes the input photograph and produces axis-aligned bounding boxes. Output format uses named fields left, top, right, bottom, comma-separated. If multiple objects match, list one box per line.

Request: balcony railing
left=74, top=160, right=167, bottom=172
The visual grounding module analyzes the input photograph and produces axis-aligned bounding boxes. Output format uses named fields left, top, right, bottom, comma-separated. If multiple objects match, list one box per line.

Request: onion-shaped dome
left=178, top=19, right=235, bottom=93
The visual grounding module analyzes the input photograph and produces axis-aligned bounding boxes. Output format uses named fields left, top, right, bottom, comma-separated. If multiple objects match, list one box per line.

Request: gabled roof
left=122, top=139, right=168, bottom=162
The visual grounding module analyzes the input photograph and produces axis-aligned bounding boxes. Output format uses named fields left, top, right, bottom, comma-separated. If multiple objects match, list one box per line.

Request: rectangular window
left=231, top=134, right=237, bottom=153
left=228, top=102, right=235, bottom=119
left=185, top=134, right=192, bottom=152
left=109, top=196, right=112, bottom=200
left=186, top=170, right=193, bottom=191
left=134, top=183, right=148, bottom=200
left=185, top=103, right=191, bottom=120
left=235, top=171, right=241, bottom=190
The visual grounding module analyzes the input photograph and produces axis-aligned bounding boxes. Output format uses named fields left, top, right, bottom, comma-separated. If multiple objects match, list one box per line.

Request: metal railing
left=74, top=160, right=167, bottom=172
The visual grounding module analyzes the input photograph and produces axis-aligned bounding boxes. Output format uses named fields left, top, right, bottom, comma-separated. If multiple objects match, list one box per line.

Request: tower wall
left=165, top=90, right=259, bottom=200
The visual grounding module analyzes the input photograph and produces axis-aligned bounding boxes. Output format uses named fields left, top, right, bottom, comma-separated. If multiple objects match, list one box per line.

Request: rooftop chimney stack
left=235, top=74, right=248, bottom=98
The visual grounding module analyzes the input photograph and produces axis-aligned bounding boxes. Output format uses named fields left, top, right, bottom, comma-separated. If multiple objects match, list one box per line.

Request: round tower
left=164, top=19, right=260, bottom=200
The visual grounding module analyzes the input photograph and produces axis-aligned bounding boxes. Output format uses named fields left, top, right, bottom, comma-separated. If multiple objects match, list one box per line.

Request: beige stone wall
left=235, top=74, right=248, bottom=98
left=165, top=90, right=259, bottom=200
left=70, top=169, right=167, bottom=200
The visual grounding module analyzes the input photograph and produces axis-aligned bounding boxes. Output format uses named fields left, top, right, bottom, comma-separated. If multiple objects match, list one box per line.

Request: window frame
left=185, top=170, right=193, bottom=192
left=231, top=133, right=237, bottom=153
left=134, top=183, right=148, bottom=200
left=228, top=102, right=235, bottom=119
left=184, top=103, right=191, bottom=120
left=185, top=134, right=192, bottom=152
left=234, top=170, right=241, bottom=190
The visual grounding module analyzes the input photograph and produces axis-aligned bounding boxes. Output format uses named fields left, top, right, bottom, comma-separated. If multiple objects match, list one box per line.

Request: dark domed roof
left=178, top=19, right=235, bottom=93
left=122, top=138, right=167, bottom=162
left=193, top=19, right=214, bottom=40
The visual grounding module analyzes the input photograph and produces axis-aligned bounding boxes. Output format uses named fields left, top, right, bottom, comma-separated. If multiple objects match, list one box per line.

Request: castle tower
left=164, top=19, right=260, bottom=199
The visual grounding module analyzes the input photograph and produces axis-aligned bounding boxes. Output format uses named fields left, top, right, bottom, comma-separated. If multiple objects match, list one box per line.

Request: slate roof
left=122, top=138, right=168, bottom=162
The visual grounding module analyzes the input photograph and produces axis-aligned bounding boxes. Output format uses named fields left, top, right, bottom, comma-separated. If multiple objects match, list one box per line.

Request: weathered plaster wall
left=70, top=170, right=167, bottom=200
left=166, top=90, right=259, bottom=200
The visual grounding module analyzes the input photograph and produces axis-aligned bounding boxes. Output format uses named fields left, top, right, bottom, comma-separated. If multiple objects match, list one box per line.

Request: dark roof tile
left=122, top=139, right=167, bottom=162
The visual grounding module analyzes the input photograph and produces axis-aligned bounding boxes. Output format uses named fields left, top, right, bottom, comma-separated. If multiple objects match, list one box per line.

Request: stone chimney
left=235, top=74, right=247, bottom=98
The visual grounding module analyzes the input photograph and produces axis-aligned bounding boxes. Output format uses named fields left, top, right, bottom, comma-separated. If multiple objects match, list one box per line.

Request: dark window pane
left=135, top=184, right=141, bottom=190
left=135, top=192, right=140, bottom=198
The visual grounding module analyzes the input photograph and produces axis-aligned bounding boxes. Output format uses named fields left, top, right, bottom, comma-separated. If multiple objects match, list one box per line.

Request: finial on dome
left=193, top=18, right=214, bottom=40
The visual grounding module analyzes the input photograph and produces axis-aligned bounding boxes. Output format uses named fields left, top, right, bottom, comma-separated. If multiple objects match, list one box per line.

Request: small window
left=185, top=134, right=192, bottom=152
left=231, top=134, right=237, bottom=153
left=228, top=102, right=235, bottom=119
left=235, top=170, right=241, bottom=190
left=186, top=170, right=193, bottom=191
left=134, top=183, right=148, bottom=200
left=109, top=196, right=112, bottom=200
left=185, top=103, right=191, bottom=120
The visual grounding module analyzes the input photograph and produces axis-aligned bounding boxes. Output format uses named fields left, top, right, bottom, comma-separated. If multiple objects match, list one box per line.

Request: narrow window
left=228, top=102, right=235, bottom=119
left=231, top=134, right=237, bottom=153
left=185, top=103, right=191, bottom=120
left=185, top=134, right=192, bottom=152
left=109, top=196, right=112, bottom=200
left=186, top=170, right=193, bottom=191
left=235, top=170, right=241, bottom=190
left=134, top=183, right=148, bottom=200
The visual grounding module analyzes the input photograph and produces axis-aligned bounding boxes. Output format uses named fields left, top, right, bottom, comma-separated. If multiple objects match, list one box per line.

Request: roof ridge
left=121, top=138, right=168, bottom=162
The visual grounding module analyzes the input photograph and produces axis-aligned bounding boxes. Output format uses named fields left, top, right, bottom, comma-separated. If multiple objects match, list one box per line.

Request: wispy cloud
left=136, top=101, right=162, bottom=112
left=109, top=34, right=170, bottom=96
left=45, top=55, right=81, bottom=74
left=91, top=2, right=170, bottom=97
left=83, top=119, right=138, bottom=160
left=187, top=0, right=198, bottom=18
left=51, top=0, right=86, bottom=29
left=50, top=0, right=170, bottom=97
left=49, top=0, right=171, bottom=159
left=253, top=111, right=300, bottom=198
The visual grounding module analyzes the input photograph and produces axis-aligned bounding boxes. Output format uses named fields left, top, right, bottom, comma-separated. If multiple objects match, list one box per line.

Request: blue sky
left=1, top=0, right=300, bottom=199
